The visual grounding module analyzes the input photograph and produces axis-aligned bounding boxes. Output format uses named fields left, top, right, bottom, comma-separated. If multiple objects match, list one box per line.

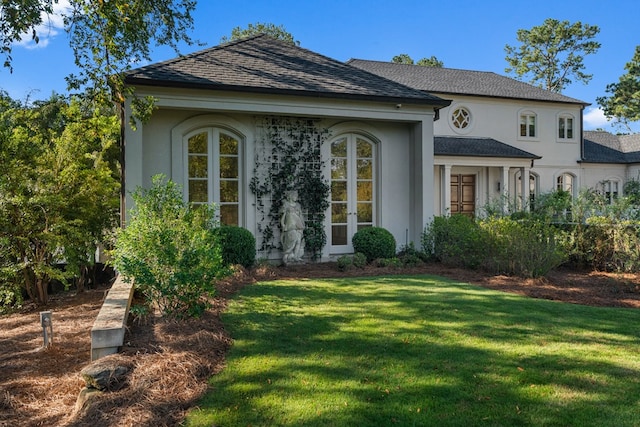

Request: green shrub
left=336, top=255, right=353, bottom=271
left=352, top=227, right=396, bottom=262
left=375, top=257, right=402, bottom=268
left=217, top=226, right=256, bottom=268
left=480, top=217, right=566, bottom=278
left=422, top=215, right=486, bottom=269
left=111, top=175, right=229, bottom=319
left=352, top=252, right=368, bottom=268
left=397, top=242, right=427, bottom=266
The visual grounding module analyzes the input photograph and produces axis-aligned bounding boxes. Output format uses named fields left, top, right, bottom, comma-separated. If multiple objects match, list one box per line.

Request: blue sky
left=2, top=0, right=639, bottom=132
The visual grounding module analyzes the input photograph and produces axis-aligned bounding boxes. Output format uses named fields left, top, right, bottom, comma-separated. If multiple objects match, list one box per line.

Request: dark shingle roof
left=435, top=136, right=540, bottom=159
left=347, top=59, right=588, bottom=105
left=583, top=130, right=640, bottom=163
left=125, top=35, right=450, bottom=106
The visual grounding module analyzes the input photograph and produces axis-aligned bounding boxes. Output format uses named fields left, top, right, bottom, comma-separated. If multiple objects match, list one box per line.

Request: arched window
left=184, top=127, right=242, bottom=225
left=556, top=172, right=575, bottom=196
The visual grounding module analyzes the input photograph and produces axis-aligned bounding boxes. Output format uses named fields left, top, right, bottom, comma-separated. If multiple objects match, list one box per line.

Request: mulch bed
left=1, top=262, right=639, bottom=426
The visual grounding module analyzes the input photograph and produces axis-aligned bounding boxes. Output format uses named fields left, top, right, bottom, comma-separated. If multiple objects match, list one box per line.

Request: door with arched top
left=330, top=134, right=376, bottom=253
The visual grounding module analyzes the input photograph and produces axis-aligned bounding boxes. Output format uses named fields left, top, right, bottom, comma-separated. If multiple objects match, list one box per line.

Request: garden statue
left=280, top=190, right=305, bottom=264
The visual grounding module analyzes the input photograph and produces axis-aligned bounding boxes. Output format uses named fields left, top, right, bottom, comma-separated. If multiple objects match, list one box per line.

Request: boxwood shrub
left=216, top=226, right=256, bottom=268
left=352, top=227, right=396, bottom=262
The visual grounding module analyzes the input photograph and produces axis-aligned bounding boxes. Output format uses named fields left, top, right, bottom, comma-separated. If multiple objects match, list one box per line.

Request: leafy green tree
left=0, top=0, right=56, bottom=70
left=597, top=46, right=640, bottom=132
left=505, top=18, right=600, bottom=92
left=392, top=53, right=414, bottom=64
left=111, top=175, right=229, bottom=319
left=1, top=0, right=197, bottom=115
left=417, top=56, right=444, bottom=67
left=0, top=94, right=120, bottom=306
left=221, top=22, right=299, bottom=45
left=392, top=53, right=443, bottom=67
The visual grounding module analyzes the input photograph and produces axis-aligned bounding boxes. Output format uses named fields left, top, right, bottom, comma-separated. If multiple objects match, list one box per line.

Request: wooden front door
left=450, top=174, right=475, bottom=217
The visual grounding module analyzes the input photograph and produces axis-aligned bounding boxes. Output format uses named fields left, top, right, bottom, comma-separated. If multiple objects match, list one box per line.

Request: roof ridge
left=128, top=34, right=270, bottom=73
left=347, top=58, right=497, bottom=75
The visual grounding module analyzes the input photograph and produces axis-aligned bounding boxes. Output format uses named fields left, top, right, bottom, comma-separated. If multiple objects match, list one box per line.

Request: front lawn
left=186, top=275, right=640, bottom=426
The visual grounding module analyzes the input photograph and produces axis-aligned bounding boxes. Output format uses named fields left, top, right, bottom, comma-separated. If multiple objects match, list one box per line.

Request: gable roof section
left=125, top=35, right=450, bottom=107
left=347, top=59, right=588, bottom=106
left=583, top=131, right=640, bottom=163
left=435, top=136, right=540, bottom=159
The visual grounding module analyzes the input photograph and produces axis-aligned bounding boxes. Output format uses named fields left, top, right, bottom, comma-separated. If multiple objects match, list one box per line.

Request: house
left=123, top=34, right=450, bottom=260
left=124, top=34, right=638, bottom=261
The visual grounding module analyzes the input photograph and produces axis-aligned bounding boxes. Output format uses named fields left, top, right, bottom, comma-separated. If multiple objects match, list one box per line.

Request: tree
left=392, top=53, right=443, bottom=67
left=221, top=22, right=299, bottom=45
left=0, top=0, right=55, bottom=70
left=505, top=18, right=600, bottom=93
left=1, top=0, right=197, bottom=110
left=0, top=93, right=120, bottom=306
left=417, top=56, right=444, bottom=67
left=597, top=46, right=640, bottom=132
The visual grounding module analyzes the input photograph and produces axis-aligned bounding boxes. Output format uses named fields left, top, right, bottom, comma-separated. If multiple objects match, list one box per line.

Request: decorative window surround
left=518, top=110, right=537, bottom=140
left=557, top=113, right=576, bottom=142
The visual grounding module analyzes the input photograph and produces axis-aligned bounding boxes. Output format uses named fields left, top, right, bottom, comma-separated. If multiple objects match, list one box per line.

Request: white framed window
left=558, top=114, right=575, bottom=140
left=519, top=111, right=537, bottom=138
left=449, top=105, right=472, bottom=134
left=556, top=172, right=575, bottom=196
left=185, top=127, right=242, bottom=225
left=598, top=179, right=620, bottom=204
left=516, top=171, right=538, bottom=210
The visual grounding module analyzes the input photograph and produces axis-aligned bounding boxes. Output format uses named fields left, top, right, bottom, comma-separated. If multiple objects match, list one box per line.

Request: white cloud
left=583, top=106, right=612, bottom=130
left=14, top=0, right=72, bottom=50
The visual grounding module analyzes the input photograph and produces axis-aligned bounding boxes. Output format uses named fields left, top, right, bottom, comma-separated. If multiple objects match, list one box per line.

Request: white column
left=443, top=164, right=452, bottom=216
left=500, top=166, right=509, bottom=214
left=521, top=167, right=531, bottom=211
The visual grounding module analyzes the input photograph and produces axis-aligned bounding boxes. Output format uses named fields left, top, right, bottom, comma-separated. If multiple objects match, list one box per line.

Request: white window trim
left=448, top=104, right=474, bottom=135
left=517, top=109, right=538, bottom=141
left=557, top=112, right=577, bottom=143
left=598, top=177, right=622, bottom=204
left=555, top=172, right=577, bottom=197
left=171, top=114, right=249, bottom=226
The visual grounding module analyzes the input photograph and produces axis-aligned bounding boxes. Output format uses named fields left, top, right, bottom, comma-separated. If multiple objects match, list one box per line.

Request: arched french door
left=330, top=134, right=376, bottom=254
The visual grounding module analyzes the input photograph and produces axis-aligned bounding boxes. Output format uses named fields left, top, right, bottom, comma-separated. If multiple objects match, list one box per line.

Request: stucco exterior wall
left=125, top=88, right=438, bottom=260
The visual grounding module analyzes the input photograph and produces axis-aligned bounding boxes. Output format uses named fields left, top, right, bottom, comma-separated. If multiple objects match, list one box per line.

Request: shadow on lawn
left=192, top=276, right=640, bottom=426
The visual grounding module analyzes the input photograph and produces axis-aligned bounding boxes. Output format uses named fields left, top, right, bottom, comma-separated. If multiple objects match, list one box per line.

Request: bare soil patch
left=1, top=263, right=639, bottom=426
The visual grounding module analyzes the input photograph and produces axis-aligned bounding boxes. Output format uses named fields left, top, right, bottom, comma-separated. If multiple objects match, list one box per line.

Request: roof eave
left=427, top=90, right=590, bottom=107
left=124, top=77, right=452, bottom=108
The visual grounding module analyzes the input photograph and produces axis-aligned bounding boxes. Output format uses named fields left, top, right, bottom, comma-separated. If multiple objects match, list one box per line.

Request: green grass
left=186, top=275, right=640, bottom=426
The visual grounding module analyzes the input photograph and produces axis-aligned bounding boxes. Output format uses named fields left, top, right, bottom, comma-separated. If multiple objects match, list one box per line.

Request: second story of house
left=347, top=60, right=589, bottom=168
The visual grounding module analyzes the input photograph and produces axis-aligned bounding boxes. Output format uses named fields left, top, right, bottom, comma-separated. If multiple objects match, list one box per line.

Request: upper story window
left=452, top=107, right=471, bottom=129
left=558, top=114, right=575, bottom=140
left=519, top=111, right=537, bottom=138
left=449, top=105, right=473, bottom=134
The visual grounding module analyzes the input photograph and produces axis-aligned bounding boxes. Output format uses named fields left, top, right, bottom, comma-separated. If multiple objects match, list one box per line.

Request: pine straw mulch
left=2, top=262, right=640, bottom=426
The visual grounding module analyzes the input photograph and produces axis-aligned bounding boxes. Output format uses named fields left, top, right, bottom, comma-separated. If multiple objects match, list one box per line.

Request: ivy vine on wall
left=250, top=116, right=331, bottom=261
